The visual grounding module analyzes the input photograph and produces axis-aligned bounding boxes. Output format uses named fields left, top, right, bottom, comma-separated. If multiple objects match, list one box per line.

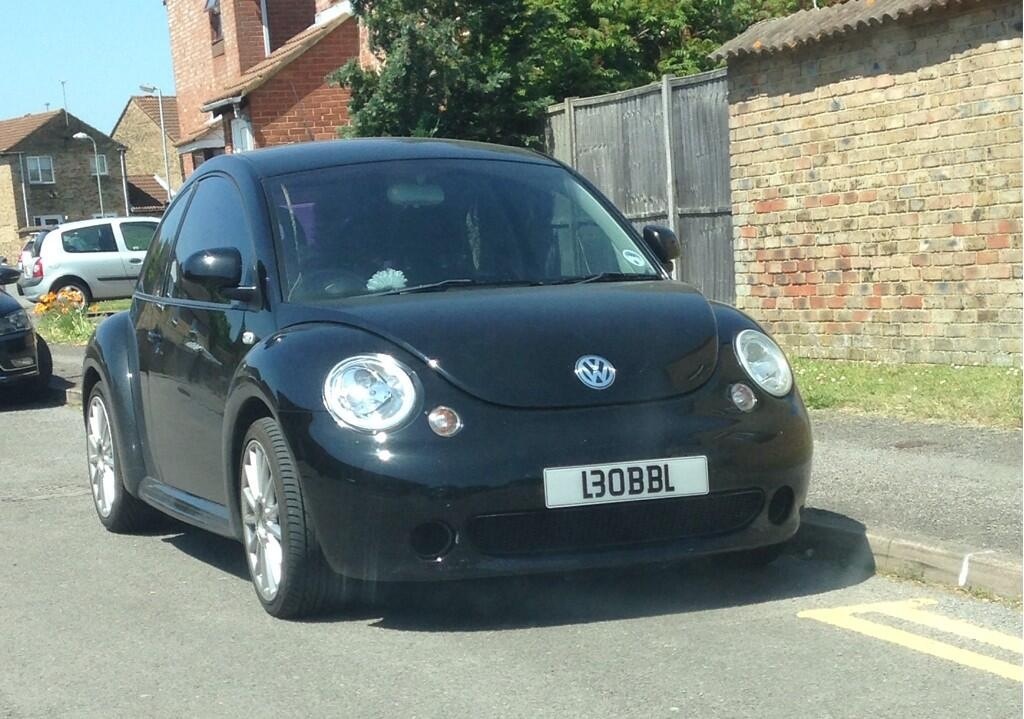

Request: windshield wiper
left=377, top=278, right=541, bottom=296
left=564, top=272, right=663, bottom=285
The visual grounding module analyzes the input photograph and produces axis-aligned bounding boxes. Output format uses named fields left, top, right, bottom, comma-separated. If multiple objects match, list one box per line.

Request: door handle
left=128, top=258, right=143, bottom=264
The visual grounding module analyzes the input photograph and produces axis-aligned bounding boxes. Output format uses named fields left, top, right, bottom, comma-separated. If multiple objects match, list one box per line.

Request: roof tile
left=0, top=111, right=61, bottom=152
left=712, top=0, right=979, bottom=61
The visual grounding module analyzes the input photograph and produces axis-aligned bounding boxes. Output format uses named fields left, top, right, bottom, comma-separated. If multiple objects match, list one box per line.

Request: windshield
left=265, top=159, right=660, bottom=301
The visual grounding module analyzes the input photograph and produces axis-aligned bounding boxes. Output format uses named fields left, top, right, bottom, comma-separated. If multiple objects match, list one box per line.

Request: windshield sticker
left=622, top=249, right=647, bottom=268
left=366, top=268, right=408, bottom=292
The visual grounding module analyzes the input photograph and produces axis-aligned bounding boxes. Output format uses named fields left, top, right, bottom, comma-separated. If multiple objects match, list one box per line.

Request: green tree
left=331, top=0, right=827, bottom=147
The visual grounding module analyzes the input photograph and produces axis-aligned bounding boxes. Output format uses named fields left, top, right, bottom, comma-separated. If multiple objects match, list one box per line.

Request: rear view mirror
left=642, top=225, right=680, bottom=270
left=181, top=248, right=256, bottom=302
left=0, top=265, right=19, bottom=286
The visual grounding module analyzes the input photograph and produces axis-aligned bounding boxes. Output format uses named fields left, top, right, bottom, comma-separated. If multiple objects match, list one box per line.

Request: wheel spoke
left=244, top=450, right=261, bottom=502
left=266, top=522, right=281, bottom=541
left=241, top=486, right=258, bottom=514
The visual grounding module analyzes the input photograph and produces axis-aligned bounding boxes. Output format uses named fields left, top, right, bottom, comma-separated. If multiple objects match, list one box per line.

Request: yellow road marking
left=799, top=599, right=1023, bottom=683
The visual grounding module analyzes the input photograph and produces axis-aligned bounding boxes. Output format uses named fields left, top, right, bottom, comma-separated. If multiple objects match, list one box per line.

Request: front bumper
left=280, top=367, right=813, bottom=583
left=0, top=330, right=40, bottom=385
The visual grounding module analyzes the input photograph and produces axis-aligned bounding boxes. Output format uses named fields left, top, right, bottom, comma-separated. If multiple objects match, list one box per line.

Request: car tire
left=85, top=382, right=163, bottom=532
left=54, top=279, right=91, bottom=307
left=719, top=542, right=785, bottom=569
left=240, top=417, right=351, bottom=619
left=30, top=335, right=52, bottom=395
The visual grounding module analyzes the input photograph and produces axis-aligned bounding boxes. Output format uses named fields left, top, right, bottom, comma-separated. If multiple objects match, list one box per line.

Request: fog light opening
left=768, top=486, right=795, bottom=525
left=729, top=383, right=758, bottom=412
left=410, top=521, right=455, bottom=560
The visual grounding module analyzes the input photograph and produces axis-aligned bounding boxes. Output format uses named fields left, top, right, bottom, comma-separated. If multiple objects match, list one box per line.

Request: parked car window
left=265, top=159, right=659, bottom=302
left=120, top=222, right=157, bottom=252
left=139, top=186, right=192, bottom=297
left=168, top=175, right=251, bottom=304
left=61, top=224, right=117, bottom=254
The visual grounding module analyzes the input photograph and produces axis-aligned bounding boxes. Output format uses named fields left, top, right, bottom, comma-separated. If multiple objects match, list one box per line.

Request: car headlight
left=0, top=309, right=31, bottom=336
left=734, top=329, right=793, bottom=397
left=323, top=354, right=419, bottom=431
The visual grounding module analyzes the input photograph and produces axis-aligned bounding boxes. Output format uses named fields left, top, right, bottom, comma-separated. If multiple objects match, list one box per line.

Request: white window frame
left=26, top=156, right=55, bottom=184
left=32, top=214, right=63, bottom=226
left=89, top=154, right=109, bottom=176
left=91, top=212, right=118, bottom=219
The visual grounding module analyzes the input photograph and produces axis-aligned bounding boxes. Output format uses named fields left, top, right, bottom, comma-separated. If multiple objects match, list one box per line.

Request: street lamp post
left=140, top=84, right=172, bottom=203
left=72, top=131, right=103, bottom=216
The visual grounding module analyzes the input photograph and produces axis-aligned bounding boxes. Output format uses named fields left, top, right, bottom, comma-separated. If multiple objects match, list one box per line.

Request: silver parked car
left=18, top=217, right=159, bottom=304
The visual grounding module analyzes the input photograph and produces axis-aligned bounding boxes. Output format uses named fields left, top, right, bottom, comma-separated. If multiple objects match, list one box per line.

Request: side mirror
left=642, top=225, right=680, bottom=270
left=0, top=265, right=19, bottom=286
left=181, top=248, right=256, bottom=302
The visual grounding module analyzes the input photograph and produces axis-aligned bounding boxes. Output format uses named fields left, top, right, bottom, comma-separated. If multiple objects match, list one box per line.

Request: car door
left=56, top=223, right=131, bottom=300
left=144, top=174, right=257, bottom=503
left=114, top=220, right=159, bottom=295
left=135, top=187, right=192, bottom=482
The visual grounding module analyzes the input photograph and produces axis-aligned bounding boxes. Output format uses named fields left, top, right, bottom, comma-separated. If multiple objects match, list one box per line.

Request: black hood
left=286, top=281, right=719, bottom=409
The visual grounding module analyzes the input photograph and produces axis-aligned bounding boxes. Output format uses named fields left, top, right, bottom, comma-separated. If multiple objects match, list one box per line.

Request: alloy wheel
left=241, top=439, right=284, bottom=601
left=86, top=395, right=117, bottom=517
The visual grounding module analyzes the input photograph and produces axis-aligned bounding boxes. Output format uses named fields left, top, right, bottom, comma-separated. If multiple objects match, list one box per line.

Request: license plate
left=543, top=456, right=709, bottom=509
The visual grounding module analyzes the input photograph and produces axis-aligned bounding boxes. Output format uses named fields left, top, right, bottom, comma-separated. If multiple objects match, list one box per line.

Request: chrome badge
left=574, top=355, right=616, bottom=390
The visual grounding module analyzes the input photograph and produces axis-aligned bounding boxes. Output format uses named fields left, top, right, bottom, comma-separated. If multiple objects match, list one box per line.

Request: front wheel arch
left=224, top=390, right=276, bottom=538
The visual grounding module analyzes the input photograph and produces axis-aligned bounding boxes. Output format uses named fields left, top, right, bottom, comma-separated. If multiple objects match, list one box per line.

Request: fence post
left=660, top=75, right=679, bottom=278
left=565, top=97, right=578, bottom=168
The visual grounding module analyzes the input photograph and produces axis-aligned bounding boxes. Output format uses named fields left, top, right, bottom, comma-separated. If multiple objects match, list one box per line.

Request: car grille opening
left=466, top=489, right=765, bottom=556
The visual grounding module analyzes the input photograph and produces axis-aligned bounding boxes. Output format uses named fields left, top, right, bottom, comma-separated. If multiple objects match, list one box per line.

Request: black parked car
left=0, top=264, right=51, bottom=397
left=83, top=139, right=812, bottom=618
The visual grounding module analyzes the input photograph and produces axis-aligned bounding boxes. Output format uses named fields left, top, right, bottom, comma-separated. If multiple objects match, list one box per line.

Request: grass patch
left=92, top=298, right=131, bottom=313
left=34, top=310, right=97, bottom=346
left=791, top=358, right=1022, bottom=428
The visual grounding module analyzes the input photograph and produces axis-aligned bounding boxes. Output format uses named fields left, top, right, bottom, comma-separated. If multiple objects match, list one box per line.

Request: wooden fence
left=545, top=69, right=734, bottom=303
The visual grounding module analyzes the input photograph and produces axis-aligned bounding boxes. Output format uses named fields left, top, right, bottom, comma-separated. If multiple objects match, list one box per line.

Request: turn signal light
left=729, top=383, right=758, bottom=412
left=427, top=406, right=463, bottom=437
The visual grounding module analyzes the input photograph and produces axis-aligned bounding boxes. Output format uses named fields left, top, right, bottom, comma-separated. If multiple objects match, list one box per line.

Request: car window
left=167, top=175, right=251, bottom=304
left=61, top=224, right=117, bottom=254
left=120, top=222, right=158, bottom=252
left=139, top=186, right=192, bottom=296
left=264, top=159, right=659, bottom=302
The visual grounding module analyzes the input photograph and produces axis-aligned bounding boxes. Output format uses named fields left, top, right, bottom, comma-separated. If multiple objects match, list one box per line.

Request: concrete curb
left=795, top=507, right=1022, bottom=600
left=65, top=385, right=82, bottom=406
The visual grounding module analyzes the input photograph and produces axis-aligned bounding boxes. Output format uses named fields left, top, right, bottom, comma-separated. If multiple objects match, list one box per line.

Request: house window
left=89, top=154, right=109, bottom=176
left=32, top=214, right=63, bottom=226
left=27, top=156, right=55, bottom=184
left=206, top=0, right=223, bottom=44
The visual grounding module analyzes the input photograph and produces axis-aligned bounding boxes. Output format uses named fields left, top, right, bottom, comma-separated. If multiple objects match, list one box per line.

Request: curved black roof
left=202, top=138, right=557, bottom=178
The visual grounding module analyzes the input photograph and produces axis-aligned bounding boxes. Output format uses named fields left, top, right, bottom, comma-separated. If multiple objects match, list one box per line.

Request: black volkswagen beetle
left=0, top=264, right=51, bottom=396
left=83, top=139, right=812, bottom=618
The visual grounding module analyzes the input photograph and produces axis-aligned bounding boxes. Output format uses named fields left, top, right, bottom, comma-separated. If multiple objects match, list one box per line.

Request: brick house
left=164, top=0, right=361, bottom=176
left=0, top=110, right=128, bottom=262
left=714, top=0, right=1022, bottom=366
left=111, top=94, right=184, bottom=213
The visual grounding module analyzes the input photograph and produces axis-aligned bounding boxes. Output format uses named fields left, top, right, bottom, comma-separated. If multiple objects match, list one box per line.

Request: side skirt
left=138, top=476, right=236, bottom=538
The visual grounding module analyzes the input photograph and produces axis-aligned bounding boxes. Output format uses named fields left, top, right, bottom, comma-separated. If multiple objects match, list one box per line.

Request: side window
left=168, top=175, right=251, bottom=304
left=120, top=222, right=158, bottom=252
left=139, top=187, right=192, bottom=296
left=61, top=224, right=117, bottom=253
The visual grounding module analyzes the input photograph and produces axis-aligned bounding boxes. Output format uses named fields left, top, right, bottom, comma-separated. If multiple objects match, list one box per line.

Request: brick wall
left=247, top=20, right=358, bottom=145
left=112, top=102, right=184, bottom=187
left=267, top=0, right=315, bottom=51
left=728, top=0, right=1022, bottom=366
left=0, top=160, right=21, bottom=263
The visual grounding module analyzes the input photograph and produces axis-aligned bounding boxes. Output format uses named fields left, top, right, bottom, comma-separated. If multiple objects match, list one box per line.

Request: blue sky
left=0, top=1, right=176, bottom=135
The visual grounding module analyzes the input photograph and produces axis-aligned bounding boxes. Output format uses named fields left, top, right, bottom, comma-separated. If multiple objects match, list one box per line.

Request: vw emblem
left=574, top=355, right=616, bottom=390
